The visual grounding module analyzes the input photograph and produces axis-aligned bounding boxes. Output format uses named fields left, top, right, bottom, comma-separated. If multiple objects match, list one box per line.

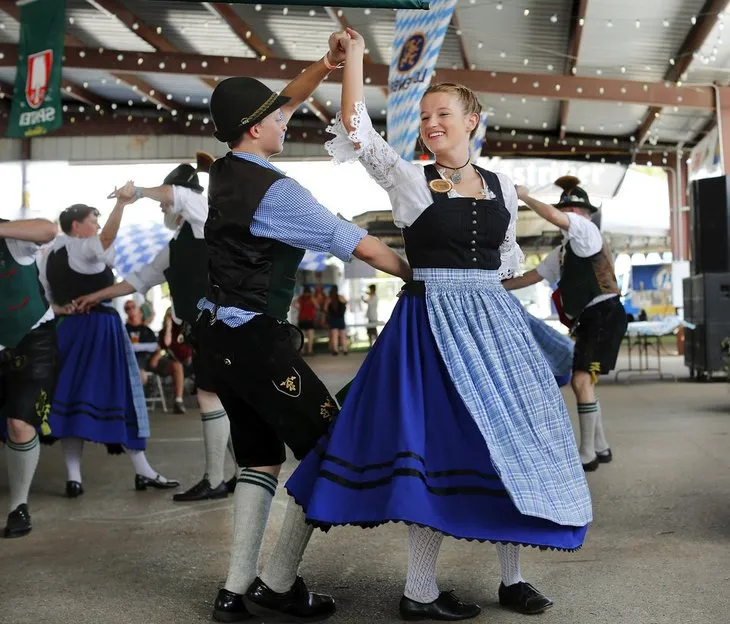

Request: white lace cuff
left=498, top=229, right=525, bottom=280
left=325, top=101, right=373, bottom=164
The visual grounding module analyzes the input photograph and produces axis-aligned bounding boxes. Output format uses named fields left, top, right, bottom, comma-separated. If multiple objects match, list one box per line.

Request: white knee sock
left=496, top=543, right=524, bottom=586
left=593, top=402, right=610, bottom=454
left=227, top=436, right=236, bottom=466
left=201, top=408, right=229, bottom=486
left=225, top=468, right=278, bottom=594
left=127, top=449, right=159, bottom=480
left=6, top=434, right=40, bottom=511
left=577, top=402, right=599, bottom=463
left=62, top=437, right=84, bottom=483
left=404, top=525, right=443, bottom=604
left=260, top=497, right=314, bottom=593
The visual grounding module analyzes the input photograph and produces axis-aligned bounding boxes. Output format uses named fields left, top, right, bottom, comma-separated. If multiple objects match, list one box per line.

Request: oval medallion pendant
left=429, top=179, right=454, bottom=194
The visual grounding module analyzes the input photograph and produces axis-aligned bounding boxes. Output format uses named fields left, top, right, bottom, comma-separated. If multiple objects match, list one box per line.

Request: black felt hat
left=553, top=176, right=600, bottom=213
left=163, top=164, right=203, bottom=192
left=210, top=77, right=290, bottom=143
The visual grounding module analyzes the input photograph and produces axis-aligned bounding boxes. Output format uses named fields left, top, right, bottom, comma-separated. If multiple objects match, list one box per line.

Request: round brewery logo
left=397, top=33, right=426, bottom=72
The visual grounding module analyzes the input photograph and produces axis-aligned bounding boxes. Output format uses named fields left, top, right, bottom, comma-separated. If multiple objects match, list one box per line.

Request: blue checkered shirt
left=199, top=152, right=367, bottom=326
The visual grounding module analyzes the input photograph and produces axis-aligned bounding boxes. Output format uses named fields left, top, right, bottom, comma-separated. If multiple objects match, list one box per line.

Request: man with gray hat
left=503, top=177, right=627, bottom=473
left=197, top=32, right=411, bottom=623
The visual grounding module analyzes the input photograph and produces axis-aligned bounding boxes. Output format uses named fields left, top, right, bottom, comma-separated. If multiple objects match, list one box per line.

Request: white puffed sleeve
left=325, top=102, right=433, bottom=228
left=495, top=173, right=525, bottom=280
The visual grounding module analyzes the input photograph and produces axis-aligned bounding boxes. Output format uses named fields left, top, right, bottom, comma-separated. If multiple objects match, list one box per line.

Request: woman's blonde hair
left=422, top=83, right=483, bottom=138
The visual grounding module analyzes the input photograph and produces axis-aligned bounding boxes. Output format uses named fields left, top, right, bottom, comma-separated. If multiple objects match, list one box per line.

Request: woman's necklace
left=435, top=158, right=471, bottom=185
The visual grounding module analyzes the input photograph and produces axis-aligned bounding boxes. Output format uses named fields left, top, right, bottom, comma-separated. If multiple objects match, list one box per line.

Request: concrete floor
left=2, top=353, right=730, bottom=624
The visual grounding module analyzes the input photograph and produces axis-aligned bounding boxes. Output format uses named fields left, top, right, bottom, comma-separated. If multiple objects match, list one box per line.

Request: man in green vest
left=503, top=177, right=628, bottom=472
left=76, top=152, right=237, bottom=502
left=1, top=217, right=59, bottom=538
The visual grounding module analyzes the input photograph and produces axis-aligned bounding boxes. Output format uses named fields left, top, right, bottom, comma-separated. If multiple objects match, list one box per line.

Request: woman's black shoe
left=498, top=582, right=553, bottom=614
left=65, top=480, right=84, bottom=498
left=4, top=504, right=32, bottom=538
left=134, top=474, right=180, bottom=491
left=597, top=448, right=613, bottom=463
left=399, top=591, right=481, bottom=621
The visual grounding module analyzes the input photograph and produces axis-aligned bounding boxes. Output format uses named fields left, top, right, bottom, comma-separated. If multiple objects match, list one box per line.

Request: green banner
left=155, top=0, right=430, bottom=9
left=6, top=0, right=65, bottom=138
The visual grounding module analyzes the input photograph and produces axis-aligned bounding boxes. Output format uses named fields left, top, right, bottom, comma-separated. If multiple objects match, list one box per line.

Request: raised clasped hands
left=107, top=180, right=137, bottom=204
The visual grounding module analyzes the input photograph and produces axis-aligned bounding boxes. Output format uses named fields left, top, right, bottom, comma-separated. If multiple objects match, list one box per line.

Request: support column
left=19, top=138, right=31, bottom=219
left=717, top=86, right=730, bottom=175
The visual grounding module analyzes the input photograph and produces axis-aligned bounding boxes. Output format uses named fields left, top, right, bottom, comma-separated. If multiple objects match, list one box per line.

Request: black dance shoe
left=172, top=478, right=228, bottom=502
left=134, top=474, right=180, bottom=491
left=597, top=448, right=613, bottom=463
left=4, top=504, right=32, bottom=538
left=245, top=576, right=336, bottom=622
left=212, top=588, right=252, bottom=622
left=65, top=480, right=84, bottom=498
left=582, top=456, right=600, bottom=472
left=226, top=476, right=238, bottom=494
left=399, top=591, right=481, bottom=621
left=498, top=582, right=553, bottom=614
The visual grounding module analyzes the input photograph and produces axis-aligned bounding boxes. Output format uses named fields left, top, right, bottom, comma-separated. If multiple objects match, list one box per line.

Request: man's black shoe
left=226, top=476, right=237, bottom=494
left=4, top=504, right=32, bottom=538
left=172, top=478, right=228, bottom=502
left=399, top=591, right=481, bottom=621
left=245, top=576, right=335, bottom=622
left=498, top=582, right=553, bottom=614
left=212, top=588, right=252, bottom=622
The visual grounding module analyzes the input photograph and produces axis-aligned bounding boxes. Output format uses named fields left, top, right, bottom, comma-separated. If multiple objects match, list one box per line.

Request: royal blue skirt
left=46, top=310, right=146, bottom=450
left=287, top=292, right=587, bottom=550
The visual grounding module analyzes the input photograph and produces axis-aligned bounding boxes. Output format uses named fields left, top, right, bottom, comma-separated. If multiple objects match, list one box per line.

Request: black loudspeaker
left=683, top=272, right=730, bottom=378
left=689, top=175, right=730, bottom=274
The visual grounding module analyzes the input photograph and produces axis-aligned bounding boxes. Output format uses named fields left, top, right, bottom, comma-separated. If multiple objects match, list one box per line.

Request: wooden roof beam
left=636, top=0, right=730, bottom=146
left=557, top=0, right=589, bottom=139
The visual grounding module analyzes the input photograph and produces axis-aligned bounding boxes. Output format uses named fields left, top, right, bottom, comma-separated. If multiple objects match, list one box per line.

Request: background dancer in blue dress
left=503, top=178, right=628, bottom=471
left=39, top=192, right=179, bottom=498
left=1, top=217, right=58, bottom=538
left=286, top=29, right=592, bottom=622
left=77, top=154, right=238, bottom=502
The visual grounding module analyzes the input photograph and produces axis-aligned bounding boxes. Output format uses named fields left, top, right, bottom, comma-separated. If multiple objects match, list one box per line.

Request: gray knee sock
left=224, top=468, right=278, bottom=595
left=577, top=402, right=599, bottom=464
left=201, top=409, right=229, bottom=486
left=404, top=525, right=443, bottom=604
left=496, top=543, right=524, bottom=586
left=260, top=497, right=314, bottom=593
left=593, top=402, right=610, bottom=454
left=6, top=434, right=40, bottom=512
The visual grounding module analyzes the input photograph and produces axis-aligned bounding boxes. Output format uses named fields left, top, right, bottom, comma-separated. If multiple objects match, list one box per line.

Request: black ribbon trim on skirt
left=284, top=486, right=582, bottom=552
left=318, top=467, right=509, bottom=497
left=400, top=281, right=426, bottom=296
left=317, top=449, right=501, bottom=482
left=51, top=400, right=126, bottom=421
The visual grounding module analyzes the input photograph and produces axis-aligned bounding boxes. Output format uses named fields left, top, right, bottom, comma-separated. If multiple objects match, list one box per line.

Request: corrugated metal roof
left=650, top=108, right=716, bottom=144
left=685, top=14, right=730, bottom=85
left=63, top=68, right=148, bottom=104
left=565, top=101, right=649, bottom=136
left=578, top=0, right=708, bottom=81
left=123, top=0, right=256, bottom=58
left=485, top=95, right=560, bottom=132
left=454, top=0, right=573, bottom=74
left=65, top=0, right=154, bottom=53
left=0, top=9, right=20, bottom=45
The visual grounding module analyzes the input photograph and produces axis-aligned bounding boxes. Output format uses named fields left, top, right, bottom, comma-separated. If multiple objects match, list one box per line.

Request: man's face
left=71, top=213, right=100, bottom=238
left=124, top=301, right=142, bottom=324
left=560, top=206, right=592, bottom=220
left=254, top=108, right=288, bottom=156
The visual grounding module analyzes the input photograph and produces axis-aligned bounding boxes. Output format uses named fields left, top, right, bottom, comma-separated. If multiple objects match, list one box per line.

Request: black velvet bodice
left=402, top=165, right=511, bottom=270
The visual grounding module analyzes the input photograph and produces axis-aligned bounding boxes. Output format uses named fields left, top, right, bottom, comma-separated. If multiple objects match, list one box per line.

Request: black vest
left=164, top=221, right=208, bottom=324
left=45, top=245, right=114, bottom=306
left=205, top=154, right=305, bottom=321
left=403, top=165, right=511, bottom=269
left=560, top=241, right=620, bottom=318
